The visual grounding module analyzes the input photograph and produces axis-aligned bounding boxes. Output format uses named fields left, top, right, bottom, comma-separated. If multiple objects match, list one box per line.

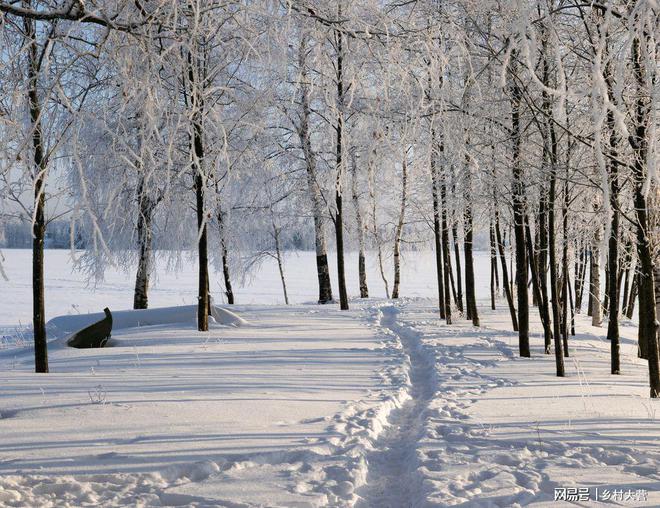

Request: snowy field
left=0, top=250, right=659, bottom=507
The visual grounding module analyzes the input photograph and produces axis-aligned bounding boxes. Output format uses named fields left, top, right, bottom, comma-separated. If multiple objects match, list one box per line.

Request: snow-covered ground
left=0, top=249, right=491, bottom=328
left=1, top=250, right=658, bottom=507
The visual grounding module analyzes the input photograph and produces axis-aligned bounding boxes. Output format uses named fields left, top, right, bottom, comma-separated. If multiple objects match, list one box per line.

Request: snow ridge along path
left=357, top=305, right=436, bottom=508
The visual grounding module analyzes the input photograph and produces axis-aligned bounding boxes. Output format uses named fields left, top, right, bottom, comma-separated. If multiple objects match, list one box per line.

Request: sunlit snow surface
left=0, top=250, right=658, bottom=507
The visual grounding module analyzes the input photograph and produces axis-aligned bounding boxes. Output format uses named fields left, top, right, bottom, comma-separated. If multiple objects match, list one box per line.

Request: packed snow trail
left=2, top=296, right=660, bottom=506
left=356, top=305, right=436, bottom=508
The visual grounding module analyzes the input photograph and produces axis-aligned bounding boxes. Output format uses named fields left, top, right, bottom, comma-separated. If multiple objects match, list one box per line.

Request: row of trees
left=0, top=1, right=658, bottom=397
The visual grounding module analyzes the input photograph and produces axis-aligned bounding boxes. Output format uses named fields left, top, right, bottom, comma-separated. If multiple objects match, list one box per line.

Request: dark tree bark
left=509, top=57, right=530, bottom=357
left=188, top=49, right=209, bottom=332
left=218, top=209, right=234, bottom=305
left=194, top=169, right=209, bottom=331
left=333, top=13, right=348, bottom=311
left=489, top=220, right=498, bottom=310
left=350, top=150, right=368, bottom=298
left=538, top=183, right=553, bottom=353
left=463, top=143, right=478, bottom=326
left=626, top=272, right=638, bottom=319
left=547, top=141, right=565, bottom=376
left=495, top=210, right=518, bottom=331
left=575, top=242, right=587, bottom=312
left=26, top=12, right=48, bottom=373
left=629, top=35, right=660, bottom=396
left=561, top=174, right=570, bottom=357
left=525, top=213, right=551, bottom=351
left=460, top=81, right=478, bottom=324
left=568, top=271, right=576, bottom=336
left=431, top=130, right=446, bottom=319
left=540, top=38, right=564, bottom=374
left=133, top=180, right=156, bottom=310
left=603, top=262, right=610, bottom=316
left=451, top=216, right=464, bottom=314
left=297, top=34, right=333, bottom=304
left=440, top=163, right=453, bottom=324
left=603, top=58, right=621, bottom=373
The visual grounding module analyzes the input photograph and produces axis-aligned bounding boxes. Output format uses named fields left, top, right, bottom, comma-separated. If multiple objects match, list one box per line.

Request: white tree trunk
left=591, top=234, right=602, bottom=327
left=392, top=150, right=408, bottom=299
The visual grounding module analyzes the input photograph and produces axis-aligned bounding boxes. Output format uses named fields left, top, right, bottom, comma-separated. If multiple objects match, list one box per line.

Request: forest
left=0, top=1, right=659, bottom=505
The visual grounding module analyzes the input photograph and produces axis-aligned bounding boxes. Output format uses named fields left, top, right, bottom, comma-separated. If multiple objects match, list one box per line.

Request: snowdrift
left=47, top=305, right=247, bottom=338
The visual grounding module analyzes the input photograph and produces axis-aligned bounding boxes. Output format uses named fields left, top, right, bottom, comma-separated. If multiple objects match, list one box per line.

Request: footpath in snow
left=360, top=300, right=660, bottom=507
left=0, top=298, right=659, bottom=506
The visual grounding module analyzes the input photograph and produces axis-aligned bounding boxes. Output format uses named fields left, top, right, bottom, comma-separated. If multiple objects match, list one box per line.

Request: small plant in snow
left=640, top=400, right=657, bottom=422
left=572, top=357, right=596, bottom=414
left=478, top=423, right=494, bottom=436
left=132, top=346, right=141, bottom=368
left=534, top=421, right=543, bottom=452
left=88, top=385, right=107, bottom=405
left=10, top=325, right=28, bottom=349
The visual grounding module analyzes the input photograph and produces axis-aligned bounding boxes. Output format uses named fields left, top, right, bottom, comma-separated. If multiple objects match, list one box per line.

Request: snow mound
left=47, top=305, right=247, bottom=338
left=0, top=461, right=228, bottom=507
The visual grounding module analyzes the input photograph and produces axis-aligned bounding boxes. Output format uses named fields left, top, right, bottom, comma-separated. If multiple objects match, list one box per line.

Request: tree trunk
left=431, top=132, right=446, bottom=319
left=630, top=34, right=659, bottom=396
left=655, top=264, right=660, bottom=375
left=298, top=36, right=333, bottom=304
left=621, top=243, right=634, bottom=315
left=440, top=165, right=453, bottom=324
left=368, top=139, right=389, bottom=298
left=575, top=242, right=586, bottom=312
left=509, top=59, right=530, bottom=357
left=273, top=222, right=289, bottom=305
left=334, top=16, right=348, bottom=311
left=489, top=220, right=497, bottom=310
left=626, top=272, right=638, bottom=319
left=603, top=261, right=610, bottom=316
left=392, top=150, right=409, bottom=299
left=495, top=210, right=518, bottom=331
left=525, top=214, right=551, bottom=351
left=26, top=14, right=48, bottom=373
left=590, top=237, right=602, bottom=327
left=538, top=183, right=553, bottom=353
left=593, top=0, right=621, bottom=373
left=194, top=170, right=209, bottom=332
left=189, top=47, right=210, bottom=332
left=561, top=172, right=570, bottom=357
left=463, top=149, right=478, bottom=326
left=606, top=110, right=621, bottom=374
left=621, top=264, right=631, bottom=315
left=547, top=143, right=565, bottom=376
left=587, top=249, right=594, bottom=317
left=218, top=208, right=234, bottom=305
left=568, top=270, right=576, bottom=336
left=540, top=39, right=564, bottom=373
left=350, top=150, right=368, bottom=298
left=451, top=218, right=464, bottom=314
left=133, top=182, right=155, bottom=310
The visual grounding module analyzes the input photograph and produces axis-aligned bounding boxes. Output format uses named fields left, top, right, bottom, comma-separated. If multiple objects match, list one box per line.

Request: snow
left=0, top=249, right=472, bottom=328
left=47, top=305, right=247, bottom=339
left=1, top=249, right=659, bottom=507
